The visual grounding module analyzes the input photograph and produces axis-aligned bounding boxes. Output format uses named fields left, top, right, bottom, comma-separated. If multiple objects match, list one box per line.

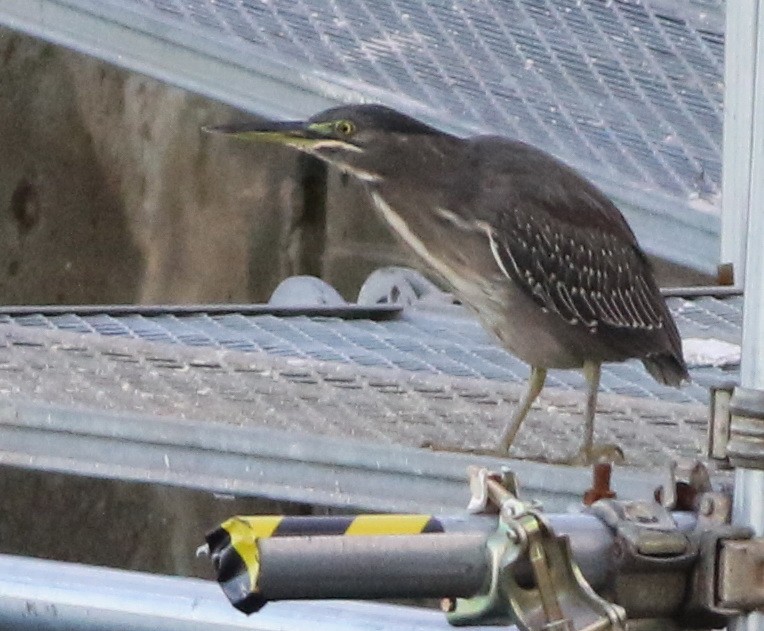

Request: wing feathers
left=485, top=205, right=668, bottom=334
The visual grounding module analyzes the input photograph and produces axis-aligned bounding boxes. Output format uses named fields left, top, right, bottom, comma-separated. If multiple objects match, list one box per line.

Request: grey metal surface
left=728, top=1, right=764, bottom=626
left=0, top=293, right=743, bottom=406
left=739, top=0, right=764, bottom=392
left=244, top=513, right=616, bottom=601
left=669, top=293, right=742, bottom=346
left=733, top=469, right=764, bottom=540
left=0, top=302, right=401, bottom=319
left=0, top=0, right=724, bottom=271
left=720, top=0, right=757, bottom=283
left=0, top=388, right=675, bottom=515
left=0, top=318, right=715, bottom=473
left=0, top=553, right=495, bottom=631
left=257, top=532, right=490, bottom=601
left=731, top=469, right=764, bottom=631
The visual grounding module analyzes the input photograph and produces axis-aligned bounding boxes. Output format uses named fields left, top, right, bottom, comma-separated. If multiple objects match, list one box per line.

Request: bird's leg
left=499, top=366, right=547, bottom=453
left=582, top=360, right=600, bottom=453
left=423, top=367, right=545, bottom=455
left=570, top=361, right=624, bottom=465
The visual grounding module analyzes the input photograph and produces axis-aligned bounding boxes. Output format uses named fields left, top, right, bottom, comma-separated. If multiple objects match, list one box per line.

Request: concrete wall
left=0, top=465, right=317, bottom=579
left=0, top=32, right=143, bottom=305
left=0, top=27, right=309, bottom=305
left=0, top=27, right=710, bottom=310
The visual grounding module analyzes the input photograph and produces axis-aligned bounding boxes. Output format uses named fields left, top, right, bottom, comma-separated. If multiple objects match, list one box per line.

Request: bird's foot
left=566, top=443, right=625, bottom=466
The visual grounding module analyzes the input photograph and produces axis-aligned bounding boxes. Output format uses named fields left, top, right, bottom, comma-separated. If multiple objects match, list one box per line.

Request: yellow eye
left=335, top=120, right=356, bottom=136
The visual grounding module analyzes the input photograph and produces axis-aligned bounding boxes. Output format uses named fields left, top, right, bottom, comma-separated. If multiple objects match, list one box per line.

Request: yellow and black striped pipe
left=205, top=514, right=443, bottom=613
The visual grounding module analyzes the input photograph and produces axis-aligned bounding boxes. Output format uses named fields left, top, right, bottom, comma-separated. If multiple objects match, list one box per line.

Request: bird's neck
left=370, top=141, right=467, bottom=205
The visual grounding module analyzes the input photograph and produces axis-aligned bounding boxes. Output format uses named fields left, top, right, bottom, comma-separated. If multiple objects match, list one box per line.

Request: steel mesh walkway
left=0, top=320, right=710, bottom=468
left=0, top=293, right=742, bottom=407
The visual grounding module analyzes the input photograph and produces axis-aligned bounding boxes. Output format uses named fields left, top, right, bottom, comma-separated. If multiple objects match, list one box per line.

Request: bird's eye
left=335, top=120, right=356, bottom=136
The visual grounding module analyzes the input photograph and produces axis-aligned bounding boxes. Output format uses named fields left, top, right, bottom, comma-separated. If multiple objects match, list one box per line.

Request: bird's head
left=205, top=104, right=446, bottom=183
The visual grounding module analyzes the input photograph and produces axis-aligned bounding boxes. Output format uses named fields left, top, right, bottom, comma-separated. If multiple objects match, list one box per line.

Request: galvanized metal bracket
left=727, top=387, right=764, bottom=470
left=501, top=513, right=627, bottom=631
left=590, top=461, right=761, bottom=628
left=681, top=526, right=755, bottom=626
left=708, top=383, right=735, bottom=464
left=718, top=537, right=764, bottom=611
left=588, top=496, right=700, bottom=627
left=444, top=518, right=524, bottom=627
left=449, top=467, right=626, bottom=630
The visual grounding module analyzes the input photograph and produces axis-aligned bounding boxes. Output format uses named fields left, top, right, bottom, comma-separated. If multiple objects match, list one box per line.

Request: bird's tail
left=642, top=353, right=690, bottom=387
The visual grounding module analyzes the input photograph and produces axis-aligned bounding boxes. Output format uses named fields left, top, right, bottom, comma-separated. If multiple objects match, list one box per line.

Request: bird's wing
left=483, top=197, right=668, bottom=334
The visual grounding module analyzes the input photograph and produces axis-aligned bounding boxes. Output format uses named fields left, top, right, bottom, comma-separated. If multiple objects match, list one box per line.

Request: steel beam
left=0, top=397, right=667, bottom=514
left=0, top=553, right=486, bottom=631
left=721, top=0, right=760, bottom=284
left=728, top=0, right=764, bottom=628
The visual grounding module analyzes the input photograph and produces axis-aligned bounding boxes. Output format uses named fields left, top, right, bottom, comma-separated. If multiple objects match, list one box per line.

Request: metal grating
left=127, top=0, right=724, bottom=201
left=0, top=0, right=723, bottom=270
left=0, top=320, right=712, bottom=468
left=0, top=293, right=742, bottom=407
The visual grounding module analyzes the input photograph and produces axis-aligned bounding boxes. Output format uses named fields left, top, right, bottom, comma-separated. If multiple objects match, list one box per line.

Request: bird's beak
left=203, top=119, right=323, bottom=149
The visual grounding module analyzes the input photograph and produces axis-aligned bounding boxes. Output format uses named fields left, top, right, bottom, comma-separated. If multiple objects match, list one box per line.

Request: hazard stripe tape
left=269, top=514, right=444, bottom=537
left=221, top=514, right=443, bottom=539
left=206, top=514, right=443, bottom=613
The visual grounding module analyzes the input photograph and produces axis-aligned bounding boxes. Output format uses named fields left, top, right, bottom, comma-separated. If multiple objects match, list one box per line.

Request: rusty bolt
left=583, top=462, right=617, bottom=505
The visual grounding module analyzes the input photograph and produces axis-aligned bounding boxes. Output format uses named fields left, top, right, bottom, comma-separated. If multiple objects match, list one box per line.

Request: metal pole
left=740, top=0, right=764, bottom=391
left=229, top=512, right=684, bottom=607
left=721, top=0, right=760, bottom=285
left=730, top=1, right=764, bottom=628
left=731, top=470, right=764, bottom=631
left=0, top=553, right=473, bottom=631
left=253, top=514, right=618, bottom=603
left=258, top=532, right=490, bottom=601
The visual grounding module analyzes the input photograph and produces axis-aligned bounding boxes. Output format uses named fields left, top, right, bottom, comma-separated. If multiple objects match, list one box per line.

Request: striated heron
left=207, top=104, right=688, bottom=464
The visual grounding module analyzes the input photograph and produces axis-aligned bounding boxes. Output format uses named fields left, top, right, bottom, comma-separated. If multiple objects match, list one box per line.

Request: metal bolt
left=501, top=498, right=526, bottom=519
left=583, top=462, right=616, bottom=505
left=506, top=524, right=525, bottom=545
left=440, top=597, right=457, bottom=613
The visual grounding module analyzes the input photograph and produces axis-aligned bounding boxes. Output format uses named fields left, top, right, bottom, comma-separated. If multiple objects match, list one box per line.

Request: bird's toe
left=568, top=443, right=625, bottom=467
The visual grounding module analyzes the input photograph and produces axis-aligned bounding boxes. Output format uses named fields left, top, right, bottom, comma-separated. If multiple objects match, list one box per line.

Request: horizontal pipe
left=0, top=302, right=400, bottom=320
left=251, top=513, right=618, bottom=603
left=249, top=512, right=701, bottom=605
left=0, top=553, right=462, bottom=631
left=0, top=398, right=680, bottom=515
left=258, top=532, right=490, bottom=600
left=539, top=514, right=614, bottom=589
left=368, top=513, right=616, bottom=592
left=659, top=285, right=742, bottom=298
